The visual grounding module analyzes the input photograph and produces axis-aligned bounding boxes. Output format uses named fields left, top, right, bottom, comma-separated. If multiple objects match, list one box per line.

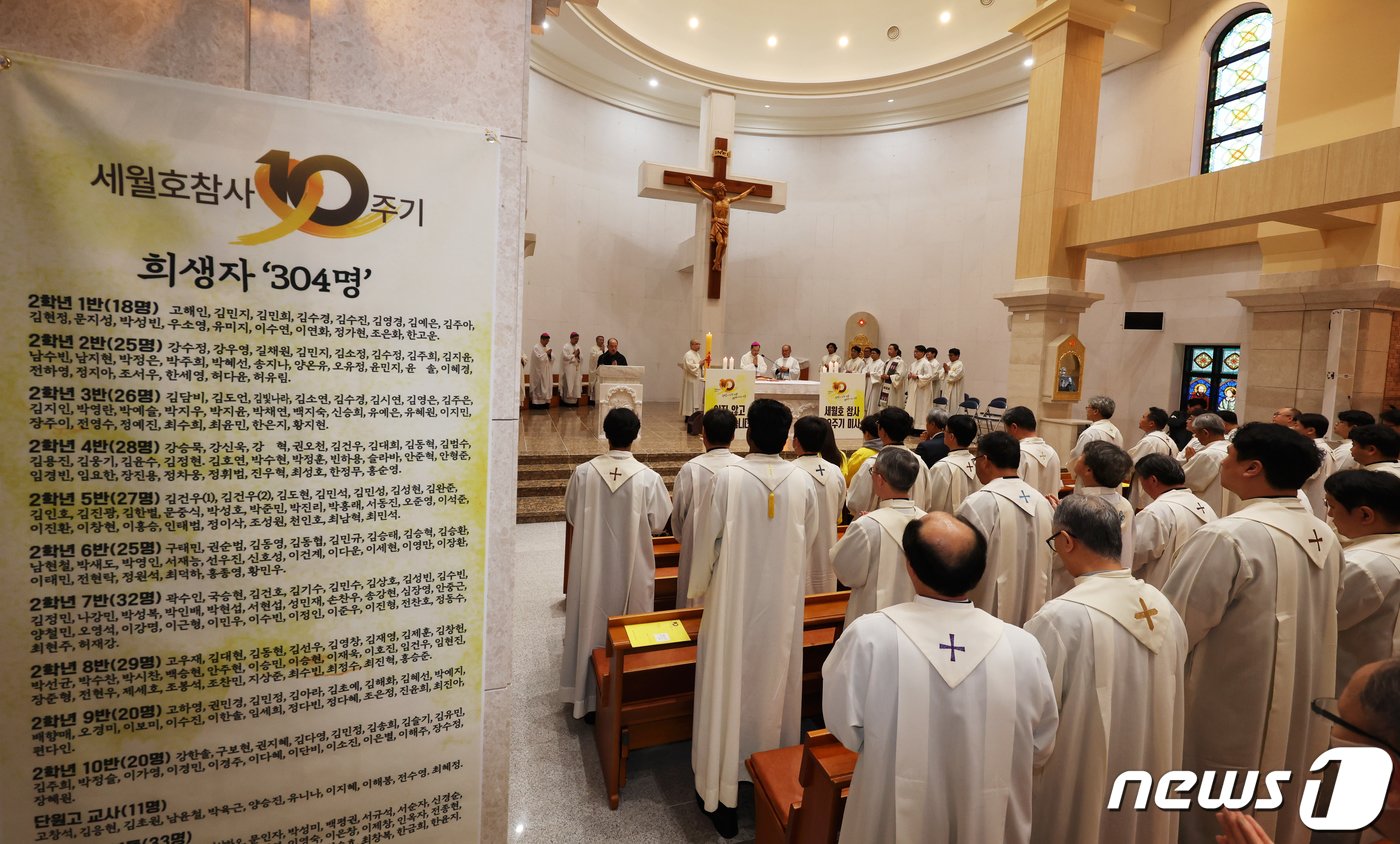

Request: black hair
left=795, top=415, right=843, bottom=468
left=1145, top=407, right=1169, bottom=430
left=976, top=430, right=1020, bottom=470
left=1298, top=412, right=1329, bottom=438
left=1217, top=410, right=1238, bottom=425
left=747, top=399, right=793, bottom=454
left=902, top=514, right=988, bottom=597
left=1338, top=410, right=1376, bottom=429
left=1002, top=405, right=1037, bottom=431
left=1323, top=469, right=1400, bottom=525
left=945, top=415, right=978, bottom=449
left=1135, top=453, right=1186, bottom=486
left=603, top=407, right=641, bottom=448
left=948, top=348, right=961, bottom=356
left=1230, top=422, right=1322, bottom=490
left=876, top=407, right=915, bottom=443
left=1185, top=396, right=1209, bottom=412
left=859, top=414, right=879, bottom=438
left=1381, top=407, right=1400, bottom=427
left=1350, top=424, right=1400, bottom=460
left=701, top=407, right=737, bottom=446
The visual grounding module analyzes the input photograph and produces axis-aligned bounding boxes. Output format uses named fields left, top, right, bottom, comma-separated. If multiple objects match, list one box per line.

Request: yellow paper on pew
left=625, top=619, right=691, bottom=649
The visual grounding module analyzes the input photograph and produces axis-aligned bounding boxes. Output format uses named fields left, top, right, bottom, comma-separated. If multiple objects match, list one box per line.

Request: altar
left=753, top=379, right=822, bottom=420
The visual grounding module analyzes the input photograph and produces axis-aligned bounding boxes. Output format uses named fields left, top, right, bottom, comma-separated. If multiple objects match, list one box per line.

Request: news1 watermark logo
left=1108, top=747, right=1394, bottom=831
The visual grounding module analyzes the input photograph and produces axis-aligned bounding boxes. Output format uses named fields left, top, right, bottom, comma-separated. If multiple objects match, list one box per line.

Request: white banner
left=0, top=53, right=494, bottom=841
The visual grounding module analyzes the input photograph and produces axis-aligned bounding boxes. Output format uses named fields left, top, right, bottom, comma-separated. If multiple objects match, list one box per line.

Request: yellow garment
left=846, top=446, right=877, bottom=484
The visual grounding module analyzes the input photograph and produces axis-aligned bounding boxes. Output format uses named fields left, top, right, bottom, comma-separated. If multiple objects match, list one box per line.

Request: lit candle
left=704, top=332, right=712, bottom=366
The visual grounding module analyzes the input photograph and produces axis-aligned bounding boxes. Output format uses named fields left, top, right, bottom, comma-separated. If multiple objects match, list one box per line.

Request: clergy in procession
left=670, top=408, right=743, bottom=607
left=1326, top=469, right=1400, bottom=691
left=679, top=338, right=704, bottom=418
left=842, top=344, right=865, bottom=373
left=1182, top=412, right=1234, bottom=515
left=1176, top=395, right=1210, bottom=457
left=924, top=346, right=945, bottom=399
left=942, top=348, right=966, bottom=408
left=862, top=347, right=884, bottom=412
left=915, top=408, right=950, bottom=468
left=792, top=415, right=847, bottom=593
left=1067, top=395, right=1123, bottom=488
left=560, top=331, right=582, bottom=406
left=927, top=414, right=980, bottom=513
left=772, top=344, right=800, bottom=381
left=958, top=431, right=1056, bottom=625
left=880, top=343, right=908, bottom=410
left=1332, top=409, right=1375, bottom=471
left=739, top=341, right=771, bottom=377
left=847, top=407, right=934, bottom=516
left=587, top=334, right=605, bottom=400
left=598, top=336, right=627, bottom=366
left=1067, top=441, right=1136, bottom=580
left=527, top=332, right=554, bottom=410
left=821, top=341, right=842, bottom=373
left=1003, top=405, right=1062, bottom=499
left=903, top=345, right=936, bottom=425
left=688, top=399, right=822, bottom=837
left=1131, top=453, right=1216, bottom=588
left=1126, top=406, right=1175, bottom=508
left=1026, top=495, right=1187, bottom=844
left=822, top=511, right=1058, bottom=844
left=832, top=448, right=926, bottom=625
left=1297, top=412, right=1338, bottom=519
left=1162, top=422, right=1341, bottom=844
left=559, top=408, right=672, bottom=719
left=1351, top=423, right=1400, bottom=477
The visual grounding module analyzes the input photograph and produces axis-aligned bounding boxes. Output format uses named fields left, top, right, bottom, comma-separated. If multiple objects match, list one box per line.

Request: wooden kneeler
left=748, top=729, right=857, bottom=844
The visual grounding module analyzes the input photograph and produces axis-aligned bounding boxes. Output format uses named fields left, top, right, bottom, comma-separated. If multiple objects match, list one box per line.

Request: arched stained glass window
left=1202, top=10, right=1273, bottom=173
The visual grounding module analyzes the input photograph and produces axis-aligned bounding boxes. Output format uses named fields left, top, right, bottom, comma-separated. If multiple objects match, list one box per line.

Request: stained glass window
left=1202, top=10, right=1272, bottom=174
left=1181, top=345, right=1243, bottom=412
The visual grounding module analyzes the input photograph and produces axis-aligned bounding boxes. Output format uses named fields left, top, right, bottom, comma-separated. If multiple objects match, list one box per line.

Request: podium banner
left=820, top=372, right=865, bottom=432
left=703, top=369, right=754, bottom=428
left=0, top=53, right=495, bottom=841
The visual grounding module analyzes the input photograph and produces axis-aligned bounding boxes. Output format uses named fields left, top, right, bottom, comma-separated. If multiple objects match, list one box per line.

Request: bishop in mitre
left=559, top=408, right=672, bottom=718
left=792, top=415, right=847, bottom=593
left=689, top=399, right=822, bottom=837
left=823, top=511, right=1058, bottom=844
left=679, top=338, right=704, bottom=418
left=832, top=448, right=926, bottom=625
left=670, top=408, right=743, bottom=607
left=958, top=432, right=1056, bottom=625
left=847, top=407, right=934, bottom=516
left=528, top=331, right=554, bottom=409
left=1163, top=422, right=1341, bottom=844
left=1026, top=495, right=1187, bottom=844
left=1327, top=469, right=1400, bottom=691
left=1003, top=405, right=1063, bottom=499
left=927, top=415, right=980, bottom=513
left=1130, top=454, right=1216, bottom=588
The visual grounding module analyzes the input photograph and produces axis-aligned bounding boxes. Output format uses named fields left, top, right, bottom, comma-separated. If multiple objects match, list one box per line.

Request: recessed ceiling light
left=688, top=16, right=699, bottom=29
left=763, top=104, right=771, bottom=109
left=838, top=35, right=849, bottom=47
left=939, top=10, right=952, bottom=24
left=541, top=19, right=549, bottom=29
left=1023, top=57, right=1034, bottom=67
left=886, top=98, right=895, bottom=103
left=648, top=78, right=659, bottom=87
left=767, top=35, right=778, bottom=47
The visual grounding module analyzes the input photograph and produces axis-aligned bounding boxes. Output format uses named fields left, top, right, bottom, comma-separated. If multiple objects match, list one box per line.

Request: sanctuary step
left=515, top=450, right=706, bottom=523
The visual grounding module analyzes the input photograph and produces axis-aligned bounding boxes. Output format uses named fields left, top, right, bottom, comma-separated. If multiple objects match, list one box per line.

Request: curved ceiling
left=530, top=0, right=1169, bottom=136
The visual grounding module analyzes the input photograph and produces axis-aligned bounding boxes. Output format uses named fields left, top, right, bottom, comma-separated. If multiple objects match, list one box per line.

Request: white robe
left=903, top=358, right=935, bottom=424
left=821, top=352, right=842, bottom=373
left=690, top=454, right=822, bottom=811
left=671, top=448, right=743, bottom=607
left=528, top=343, right=553, bottom=404
left=739, top=352, right=771, bottom=378
left=1131, top=488, right=1216, bottom=588
left=847, top=444, right=934, bottom=515
left=1365, top=460, right=1400, bottom=479
left=925, top=355, right=945, bottom=398
left=863, top=359, right=884, bottom=412
left=926, top=449, right=980, bottom=513
left=587, top=343, right=604, bottom=393
left=793, top=454, right=847, bottom=593
left=958, top=477, right=1057, bottom=625
left=1073, top=486, right=1136, bottom=583
left=1126, top=429, right=1176, bottom=509
left=1162, top=497, right=1342, bottom=844
left=823, top=597, right=1058, bottom=844
left=881, top=356, right=908, bottom=409
left=831, top=499, right=926, bottom=625
left=1332, top=441, right=1358, bottom=472
left=1067, top=420, right=1123, bottom=490
left=1017, top=436, right=1063, bottom=499
left=943, top=359, right=966, bottom=408
left=843, top=356, right=865, bottom=374
left=1182, top=438, right=1234, bottom=516
left=1335, top=532, right=1400, bottom=691
left=772, top=355, right=801, bottom=380
left=560, top=451, right=672, bottom=717
left=560, top=341, right=582, bottom=403
left=679, top=348, right=704, bottom=416
left=1300, top=437, right=1338, bottom=519
left=1025, top=571, right=1187, bottom=844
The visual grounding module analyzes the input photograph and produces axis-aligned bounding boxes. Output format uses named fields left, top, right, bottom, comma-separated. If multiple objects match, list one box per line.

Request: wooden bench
left=589, top=590, right=850, bottom=809
left=748, top=729, right=858, bottom=844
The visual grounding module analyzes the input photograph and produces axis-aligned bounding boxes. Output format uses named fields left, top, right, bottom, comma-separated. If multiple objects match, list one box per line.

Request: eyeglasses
left=1311, top=698, right=1400, bottom=756
left=1044, top=530, right=1073, bottom=553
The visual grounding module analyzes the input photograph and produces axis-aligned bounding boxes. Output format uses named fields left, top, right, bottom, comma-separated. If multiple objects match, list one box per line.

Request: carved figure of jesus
left=687, top=177, right=756, bottom=270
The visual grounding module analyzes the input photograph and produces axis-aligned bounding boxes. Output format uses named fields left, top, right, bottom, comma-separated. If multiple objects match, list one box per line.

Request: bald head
left=901, top=512, right=987, bottom=598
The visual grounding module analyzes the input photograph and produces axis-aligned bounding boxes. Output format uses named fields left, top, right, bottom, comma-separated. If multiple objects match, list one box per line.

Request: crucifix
left=638, top=92, right=787, bottom=341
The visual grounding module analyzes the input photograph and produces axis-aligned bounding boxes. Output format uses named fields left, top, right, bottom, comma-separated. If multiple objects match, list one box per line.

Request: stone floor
left=507, top=521, right=758, bottom=843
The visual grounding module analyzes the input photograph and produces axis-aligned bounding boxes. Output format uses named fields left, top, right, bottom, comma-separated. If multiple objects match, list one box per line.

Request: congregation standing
left=555, top=351, right=1400, bottom=842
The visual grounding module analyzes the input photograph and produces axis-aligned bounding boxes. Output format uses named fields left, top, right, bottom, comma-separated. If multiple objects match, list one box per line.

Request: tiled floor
left=507, top=522, right=758, bottom=843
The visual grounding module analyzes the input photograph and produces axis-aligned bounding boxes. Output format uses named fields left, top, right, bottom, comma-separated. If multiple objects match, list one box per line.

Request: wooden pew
left=748, top=729, right=858, bottom=844
left=589, top=591, right=850, bottom=809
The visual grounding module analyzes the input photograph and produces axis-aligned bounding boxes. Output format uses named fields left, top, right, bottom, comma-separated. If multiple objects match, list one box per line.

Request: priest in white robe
left=1163, top=422, right=1341, bottom=844
left=823, top=510, right=1058, bottom=844
left=863, top=349, right=884, bottom=414
left=586, top=334, right=604, bottom=401
left=847, top=407, right=934, bottom=515
left=1298, top=412, right=1339, bottom=519
left=689, top=399, right=822, bottom=835
left=1026, top=495, right=1186, bottom=844
left=903, top=346, right=935, bottom=425
left=1066, top=441, right=1136, bottom=585
left=738, top=341, right=771, bottom=378
left=1067, top=395, right=1123, bottom=489
left=958, top=431, right=1056, bottom=625
left=792, top=415, right=847, bottom=593
left=1004, top=405, right=1063, bottom=499
left=879, top=343, right=908, bottom=409
left=832, top=448, right=926, bottom=624
left=679, top=338, right=704, bottom=418
left=1182, top=413, right=1235, bottom=515
left=559, top=331, right=582, bottom=406
left=1126, top=406, right=1176, bottom=509
left=528, top=332, right=554, bottom=409
left=927, top=415, right=980, bottom=513
left=942, top=348, right=966, bottom=409
left=671, top=408, right=743, bottom=607
left=924, top=346, right=946, bottom=400
left=821, top=342, right=842, bottom=373
left=1325, top=468, right=1400, bottom=691
left=1131, top=453, right=1217, bottom=588
left=1351, top=423, right=1400, bottom=478
left=772, top=344, right=800, bottom=381
left=842, top=345, right=865, bottom=374
left=1332, top=409, right=1375, bottom=471
left=559, top=408, right=672, bottom=718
